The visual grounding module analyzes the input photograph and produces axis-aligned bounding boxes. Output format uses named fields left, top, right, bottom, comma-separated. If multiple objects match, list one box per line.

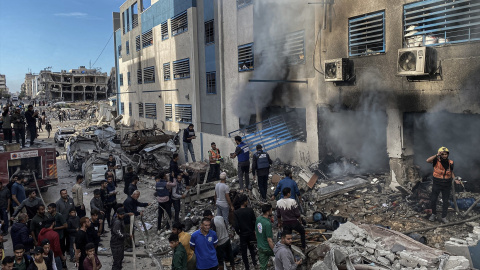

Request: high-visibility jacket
left=209, top=149, right=221, bottom=164
left=433, top=158, right=453, bottom=179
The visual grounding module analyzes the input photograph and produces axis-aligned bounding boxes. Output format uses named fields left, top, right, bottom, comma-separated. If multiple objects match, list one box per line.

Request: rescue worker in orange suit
left=207, top=142, right=222, bottom=182
left=426, top=147, right=460, bottom=223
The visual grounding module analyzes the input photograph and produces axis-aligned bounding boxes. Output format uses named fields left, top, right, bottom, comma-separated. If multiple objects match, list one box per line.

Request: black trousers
left=208, top=164, right=220, bottom=182
left=172, top=199, right=181, bottom=223
left=430, top=182, right=451, bottom=218
left=111, top=244, right=124, bottom=270
left=240, top=233, right=257, bottom=270
left=3, top=129, right=12, bottom=143
left=257, top=175, right=269, bottom=199
left=75, top=206, right=86, bottom=218
left=105, top=203, right=116, bottom=228
left=284, top=221, right=306, bottom=249
left=27, top=124, right=36, bottom=144
left=158, top=201, right=172, bottom=230
left=14, top=127, right=25, bottom=147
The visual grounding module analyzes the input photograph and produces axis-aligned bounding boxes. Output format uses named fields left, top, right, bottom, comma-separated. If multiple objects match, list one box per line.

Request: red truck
left=0, top=146, right=58, bottom=192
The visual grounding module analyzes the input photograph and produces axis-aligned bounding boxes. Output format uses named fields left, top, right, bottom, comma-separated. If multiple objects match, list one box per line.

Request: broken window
left=161, top=21, right=169, bottom=40
left=137, top=68, right=142, bottom=84
left=238, top=43, right=254, bottom=71
left=145, top=103, right=157, bottom=119
left=349, top=11, right=385, bottom=56
left=118, top=45, right=122, bottom=58
left=237, top=0, right=253, bottom=9
left=142, top=29, right=153, bottom=48
left=119, top=74, right=124, bottom=86
left=126, top=41, right=130, bottom=55
left=163, top=63, right=171, bottom=81
left=403, top=0, right=480, bottom=46
left=175, top=104, right=192, bottom=123
left=165, top=104, right=172, bottom=121
left=173, top=58, right=190, bottom=79
left=143, top=66, right=155, bottom=83
left=171, top=11, right=188, bottom=36
left=272, top=30, right=305, bottom=65
left=205, top=20, right=214, bottom=45
left=139, top=103, right=144, bottom=118
left=127, top=71, right=131, bottom=86
left=132, top=3, right=138, bottom=29
left=120, top=102, right=125, bottom=114
left=136, top=35, right=141, bottom=51
left=206, top=71, right=216, bottom=94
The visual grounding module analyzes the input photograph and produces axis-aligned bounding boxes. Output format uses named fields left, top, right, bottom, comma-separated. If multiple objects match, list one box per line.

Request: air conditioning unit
left=397, top=47, right=436, bottom=76
left=324, top=58, right=350, bottom=82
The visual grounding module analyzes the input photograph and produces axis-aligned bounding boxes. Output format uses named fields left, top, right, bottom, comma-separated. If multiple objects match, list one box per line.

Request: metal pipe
left=142, top=89, right=178, bottom=93
left=248, top=79, right=308, bottom=84
left=403, top=214, right=480, bottom=234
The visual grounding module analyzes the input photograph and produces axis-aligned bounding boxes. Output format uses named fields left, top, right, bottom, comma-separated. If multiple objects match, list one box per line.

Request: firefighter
left=252, top=144, right=273, bottom=201
left=207, top=142, right=222, bottom=182
left=427, top=147, right=460, bottom=223
left=230, top=136, right=251, bottom=192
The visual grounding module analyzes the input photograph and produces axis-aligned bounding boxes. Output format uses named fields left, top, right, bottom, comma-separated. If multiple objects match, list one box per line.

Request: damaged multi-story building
left=0, top=74, right=8, bottom=95
left=113, top=0, right=480, bottom=187
left=22, top=73, right=39, bottom=99
left=39, top=66, right=109, bottom=101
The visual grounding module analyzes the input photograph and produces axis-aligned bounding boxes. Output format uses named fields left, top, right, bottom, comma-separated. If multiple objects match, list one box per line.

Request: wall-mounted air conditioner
left=324, top=58, right=351, bottom=82
left=397, top=47, right=436, bottom=76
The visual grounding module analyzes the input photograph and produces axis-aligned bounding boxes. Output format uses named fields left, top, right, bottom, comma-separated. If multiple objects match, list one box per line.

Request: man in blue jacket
left=272, top=170, right=301, bottom=201
left=11, top=213, right=34, bottom=252
left=230, top=136, right=251, bottom=192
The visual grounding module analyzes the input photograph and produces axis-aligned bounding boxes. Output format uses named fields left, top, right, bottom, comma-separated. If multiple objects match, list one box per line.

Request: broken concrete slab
left=314, top=178, right=368, bottom=201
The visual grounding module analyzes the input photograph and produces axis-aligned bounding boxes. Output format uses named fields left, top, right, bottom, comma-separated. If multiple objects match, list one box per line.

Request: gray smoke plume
left=231, top=0, right=309, bottom=125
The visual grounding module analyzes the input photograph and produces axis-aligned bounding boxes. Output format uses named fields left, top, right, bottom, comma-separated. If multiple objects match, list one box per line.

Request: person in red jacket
left=37, top=218, right=64, bottom=270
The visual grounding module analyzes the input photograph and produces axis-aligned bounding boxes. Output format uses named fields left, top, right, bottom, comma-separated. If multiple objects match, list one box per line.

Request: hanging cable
left=92, top=32, right=114, bottom=68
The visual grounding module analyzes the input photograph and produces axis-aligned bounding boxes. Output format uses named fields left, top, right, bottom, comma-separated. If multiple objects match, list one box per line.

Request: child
left=83, top=243, right=102, bottom=270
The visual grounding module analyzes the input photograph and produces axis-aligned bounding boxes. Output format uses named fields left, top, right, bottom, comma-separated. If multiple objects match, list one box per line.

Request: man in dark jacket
left=123, top=166, right=135, bottom=195
left=234, top=194, right=258, bottom=270
left=11, top=213, right=34, bottom=252
left=276, top=187, right=305, bottom=251
left=252, top=144, right=273, bottom=200
left=104, top=176, right=117, bottom=229
left=183, top=124, right=196, bottom=162
left=30, top=204, right=48, bottom=245
left=89, top=189, right=105, bottom=217
left=66, top=209, right=79, bottom=263
left=11, top=107, right=26, bottom=147
left=12, top=190, right=42, bottom=220
left=169, top=233, right=187, bottom=270
left=126, top=176, right=139, bottom=197
left=111, top=208, right=128, bottom=270
left=75, top=217, right=91, bottom=270
left=24, top=105, right=38, bottom=146
left=0, top=181, right=11, bottom=235
left=170, top=153, right=189, bottom=185
left=123, top=190, right=150, bottom=251
left=230, top=136, right=251, bottom=191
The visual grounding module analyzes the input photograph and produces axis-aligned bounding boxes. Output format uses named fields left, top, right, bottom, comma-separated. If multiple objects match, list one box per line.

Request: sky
left=0, top=0, right=125, bottom=94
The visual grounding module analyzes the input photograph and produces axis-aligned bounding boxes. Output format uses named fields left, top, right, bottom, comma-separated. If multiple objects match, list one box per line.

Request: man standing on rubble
left=214, top=172, right=234, bottom=228
left=427, top=147, right=458, bottom=223
left=104, top=176, right=117, bottom=229
left=272, top=170, right=301, bottom=201
left=203, top=210, right=235, bottom=270
left=126, top=176, right=139, bottom=197
left=274, top=230, right=302, bottom=270
left=24, top=105, right=38, bottom=146
left=123, top=166, right=135, bottom=195
left=156, top=173, right=175, bottom=233
left=111, top=208, right=128, bottom=270
left=256, top=204, right=275, bottom=270
left=123, top=190, right=151, bottom=252
left=277, top=187, right=306, bottom=252
left=12, top=107, right=26, bottom=147
left=183, top=124, right=196, bottom=163
left=252, top=144, right=273, bottom=201
left=208, top=142, right=222, bottom=182
left=234, top=194, right=258, bottom=270
left=230, top=136, right=251, bottom=192
left=170, top=153, right=189, bottom=185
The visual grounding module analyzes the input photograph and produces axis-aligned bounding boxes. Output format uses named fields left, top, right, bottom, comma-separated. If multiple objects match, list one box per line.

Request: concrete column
left=83, top=86, right=86, bottom=101
left=387, top=108, right=413, bottom=188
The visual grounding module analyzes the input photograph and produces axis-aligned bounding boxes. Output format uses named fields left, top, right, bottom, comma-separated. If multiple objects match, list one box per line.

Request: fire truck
left=0, top=145, right=58, bottom=192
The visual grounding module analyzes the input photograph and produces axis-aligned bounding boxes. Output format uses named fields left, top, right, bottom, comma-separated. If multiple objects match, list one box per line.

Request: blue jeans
left=183, top=142, right=196, bottom=162
left=216, top=205, right=230, bottom=228
left=0, top=208, right=8, bottom=233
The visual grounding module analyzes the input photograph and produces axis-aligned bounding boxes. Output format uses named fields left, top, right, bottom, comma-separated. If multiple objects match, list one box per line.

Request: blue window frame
left=175, top=104, right=192, bottom=123
left=126, top=41, right=130, bottom=55
left=404, top=0, right=480, bottom=47
left=118, top=45, right=122, bottom=58
left=143, top=66, right=155, bottom=84
left=136, top=35, right=141, bottom=51
left=349, top=11, right=385, bottom=56
left=206, top=72, right=216, bottom=94
left=165, top=104, right=172, bottom=121
left=173, top=59, right=190, bottom=79
left=137, top=69, right=142, bottom=84
left=145, top=103, right=157, bottom=119
left=163, top=63, right=171, bottom=81
left=161, top=21, right=169, bottom=40
left=120, top=102, right=125, bottom=114
left=142, top=29, right=153, bottom=48
left=172, top=11, right=188, bottom=36
left=139, top=103, right=144, bottom=118
left=238, top=43, right=254, bottom=71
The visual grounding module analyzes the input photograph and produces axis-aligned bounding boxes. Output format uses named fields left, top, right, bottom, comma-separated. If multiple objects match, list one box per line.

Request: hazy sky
left=0, top=0, right=124, bottom=94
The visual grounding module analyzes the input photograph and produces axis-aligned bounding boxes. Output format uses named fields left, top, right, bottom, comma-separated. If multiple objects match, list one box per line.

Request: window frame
left=163, top=63, right=171, bottom=81
left=137, top=69, right=142, bottom=84
left=171, top=11, right=188, bottom=36
left=206, top=71, right=216, bottom=94
left=118, top=45, right=122, bottom=58
left=143, top=66, right=156, bottom=84
left=120, top=102, right=125, bottom=114
left=145, top=103, right=157, bottom=119
left=205, top=20, right=215, bottom=45
left=136, top=35, right=141, bottom=51
left=237, top=0, right=253, bottom=9
left=348, top=10, right=386, bottom=57
left=175, top=104, right=192, bottom=123
left=173, top=58, right=190, bottom=80
left=126, top=41, right=130, bottom=55
left=129, top=102, right=132, bottom=116
left=139, top=103, right=144, bottom=118
left=161, top=21, right=169, bottom=40
left=127, top=71, right=131, bottom=86
left=238, top=43, right=254, bottom=72
left=142, top=29, right=153, bottom=48
left=165, top=104, right=173, bottom=121
left=119, top=74, right=124, bottom=86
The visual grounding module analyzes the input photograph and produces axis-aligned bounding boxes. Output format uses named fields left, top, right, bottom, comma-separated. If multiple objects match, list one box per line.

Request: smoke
left=231, top=0, right=309, bottom=125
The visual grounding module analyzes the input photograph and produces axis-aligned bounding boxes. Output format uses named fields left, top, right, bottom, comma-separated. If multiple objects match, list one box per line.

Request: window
left=136, top=35, right=141, bottom=51
left=127, top=72, right=131, bottom=86
left=175, top=104, right=192, bottom=123
left=163, top=63, right=171, bottom=81
left=161, top=21, right=169, bottom=40
left=122, top=11, right=126, bottom=34
left=119, top=74, right=124, bottom=86
left=165, top=104, right=172, bottom=121
left=173, top=58, right=190, bottom=79
left=143, top=66, right=155, bottom=83
left=273, top=30, right=305, bottom=65
left=404, top=0, right=480, bottom=46
left=139, top=103, right=144, bottom=118
left=118, top=45, right=122, bottom=58
left=145, top=103, right=157, bottom=119
left=137, top=68, right=142, bottom=84
left=238, top=43, right=254, bottom=71
left=120, top=102, right=125, bottom=114
left=205, top=20, right=214, bottom=45
left=129, top=102, right=132, bottom=116
left=206, top=72, right=216, bottom=94
left=237, top=0, right=253, bottom=9
left=171, top=11, right=188, bottom=36
left=349, top=11, right=385, bottom=56
left=126, top=8, right=130, bottom=32
left=132, top=3, right=138, bottom=29
left=142, top=29, right=153, bottom=48
left=126, top=41, right=130, bottom=55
